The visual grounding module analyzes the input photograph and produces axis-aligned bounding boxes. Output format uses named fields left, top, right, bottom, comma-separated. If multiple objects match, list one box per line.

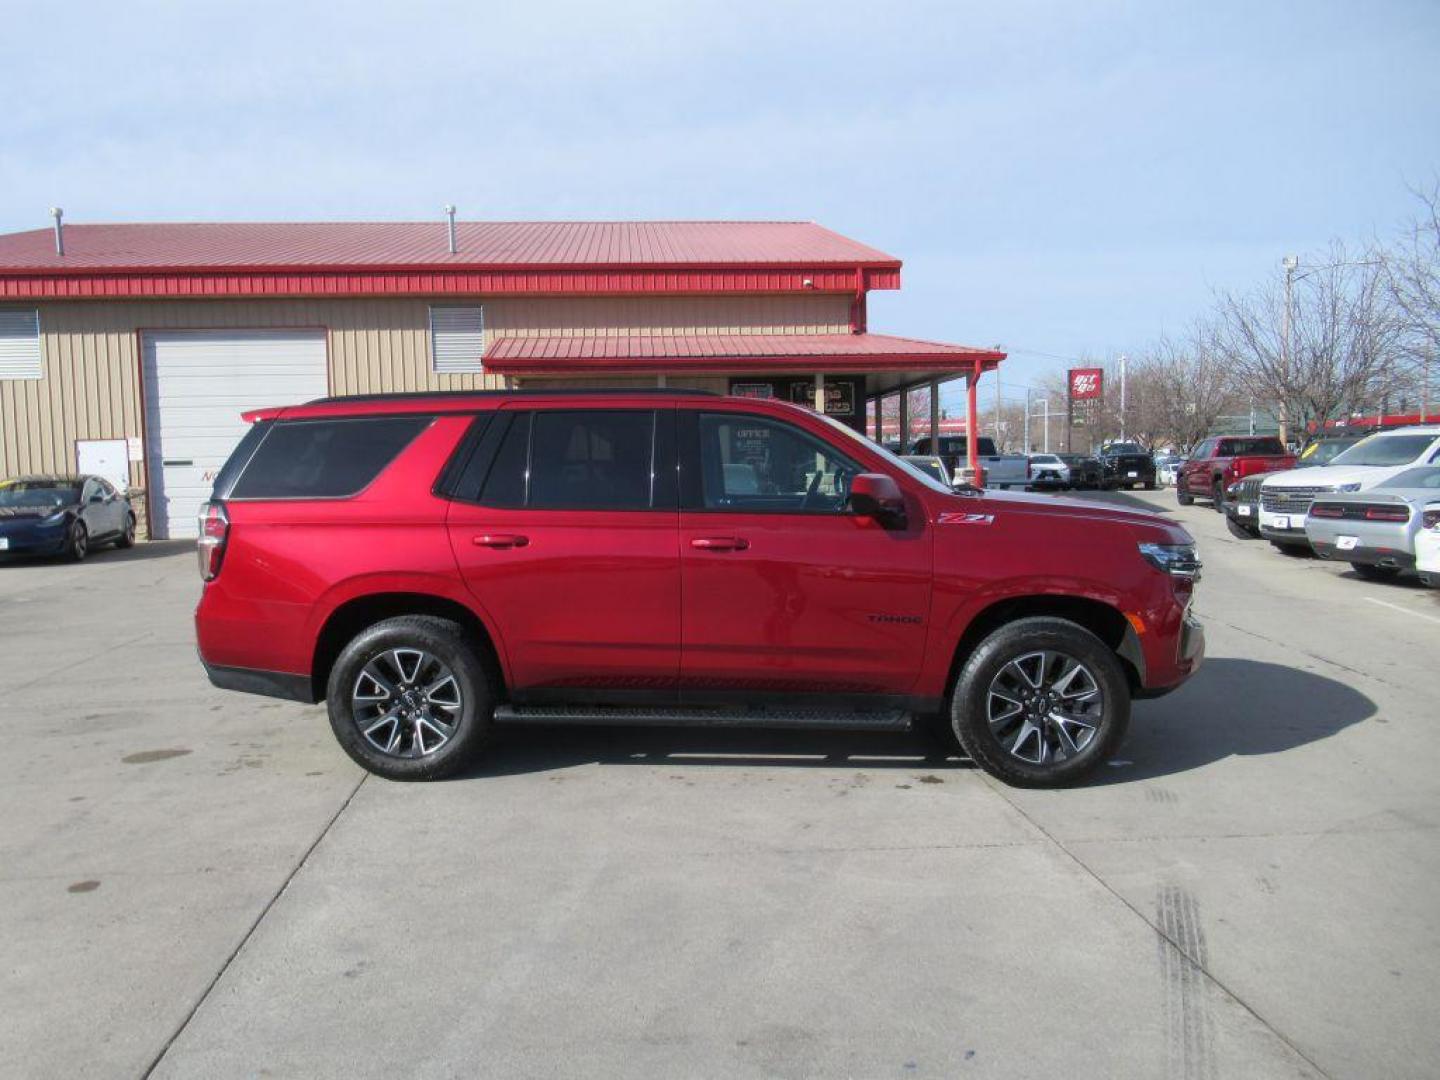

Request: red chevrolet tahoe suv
left=194, top=390, right=1204, bottom=787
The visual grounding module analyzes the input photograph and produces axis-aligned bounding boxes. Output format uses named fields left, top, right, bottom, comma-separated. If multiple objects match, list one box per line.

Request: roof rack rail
left=304, top=387, right=720, bottom=405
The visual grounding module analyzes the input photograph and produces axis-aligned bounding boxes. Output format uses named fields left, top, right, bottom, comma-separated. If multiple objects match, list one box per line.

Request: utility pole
left=1118, top=354, right=1127, bottom=442
left=994, top=370, right=1003, bottom=448
left=1422, top=345, right=1431, bottom=424
left=1280, top=255, right=1298, bottom=446
left=1042, top=397, right=1050, bottom=452
left=1023, top=388, right=1031, bottom=451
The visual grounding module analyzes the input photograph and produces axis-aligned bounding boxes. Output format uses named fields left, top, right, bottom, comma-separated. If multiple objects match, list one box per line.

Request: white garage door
left=143, top=330, right=330, bottom=538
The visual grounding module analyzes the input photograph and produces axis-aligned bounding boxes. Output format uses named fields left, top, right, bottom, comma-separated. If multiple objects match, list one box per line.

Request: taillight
left=197, top=501, right=229, bottom=581
left=1424, top=508, right=1440, bottom=530
left=1364, top=505, right=1409, bottom=522
left=1309, top=504, right=1343, bottom=518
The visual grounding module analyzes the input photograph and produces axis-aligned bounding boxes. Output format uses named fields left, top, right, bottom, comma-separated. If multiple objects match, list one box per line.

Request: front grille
left=1261, top=485, right=1329, bottom=515
left=1239, top=476, right=1265, bottom=499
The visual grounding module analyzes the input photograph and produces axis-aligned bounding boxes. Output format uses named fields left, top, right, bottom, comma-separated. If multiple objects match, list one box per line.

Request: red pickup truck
left=194, top=389, right=1205, bottom=789
left=1177, top=436, right=1296, bottom=510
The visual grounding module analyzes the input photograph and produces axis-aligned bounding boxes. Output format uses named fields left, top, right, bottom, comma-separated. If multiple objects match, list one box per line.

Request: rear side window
left=529, top=411, right=655, bottom=510
left=228, top=417, right=430, bottom=499
left=210, top=420, right=272, bottom=499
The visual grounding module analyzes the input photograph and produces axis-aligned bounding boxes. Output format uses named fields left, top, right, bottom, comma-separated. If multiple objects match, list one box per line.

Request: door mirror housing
left=849, top=473, right=907, bottom=525
left=88, top=492, right=105, bottom=503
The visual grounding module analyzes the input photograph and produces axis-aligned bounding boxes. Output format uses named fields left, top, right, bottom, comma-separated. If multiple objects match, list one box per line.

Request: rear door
left=1180, top=439, right=1215, bottom=494
left=676, top=407, right=932, bottom=698
left=445, top=407, right=682, bottom=694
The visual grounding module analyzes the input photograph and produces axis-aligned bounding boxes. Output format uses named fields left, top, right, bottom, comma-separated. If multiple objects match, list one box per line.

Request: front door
left=446, top=407, right=681, bottom=694
left=677, top=408, right=932, bottom=698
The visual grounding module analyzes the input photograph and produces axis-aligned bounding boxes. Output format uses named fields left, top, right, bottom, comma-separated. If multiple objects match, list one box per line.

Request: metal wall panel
left=0, top=295, right=842, bottom=510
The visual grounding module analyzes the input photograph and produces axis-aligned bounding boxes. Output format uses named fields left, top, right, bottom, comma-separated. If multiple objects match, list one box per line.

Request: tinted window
left=1226, top=437, right=1284, bottom=455
left=211, top=420, right=272, bottom=498
left=1107, top=442, right=1145, bottom=456
left=479, top=413, right=532, bottom=507
left=528, top=411, right=655, bottom=510
left=697, top=413, right=860, bottom=513
left=1379, top=466, right=1440, bottom=490
left=0, top=481, right=80, bottom=508
left=229, top=417, right=430, bottom=499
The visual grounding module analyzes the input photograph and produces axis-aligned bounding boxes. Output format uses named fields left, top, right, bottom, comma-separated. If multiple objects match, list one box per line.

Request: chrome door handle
left=690, top=537, right=749, bottom=551
left=473, top=534, right=529, bottom=549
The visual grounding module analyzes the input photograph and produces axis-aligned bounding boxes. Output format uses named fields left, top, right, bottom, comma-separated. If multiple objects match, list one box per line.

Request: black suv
left=1098, top=443, right=1156, bottom=490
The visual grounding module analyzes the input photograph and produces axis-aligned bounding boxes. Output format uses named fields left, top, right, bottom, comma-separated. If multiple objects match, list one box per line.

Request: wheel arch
left=310, top=592, right=506, bottom=703
left=946, top=595, right=1141, bottom=698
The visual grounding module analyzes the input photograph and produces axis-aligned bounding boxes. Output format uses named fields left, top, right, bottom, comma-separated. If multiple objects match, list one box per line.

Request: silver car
left=1304, top=466, right=1440, bottom=581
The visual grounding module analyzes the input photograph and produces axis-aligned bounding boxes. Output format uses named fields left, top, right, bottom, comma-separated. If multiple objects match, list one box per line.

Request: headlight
left=1336, top=482, right=1361, bottom=492
left=39, top=510, right=67, bottom=526
left=1138, top=542, right=1201, bottom=579
left=1226, top=480, right=1242, bottom=495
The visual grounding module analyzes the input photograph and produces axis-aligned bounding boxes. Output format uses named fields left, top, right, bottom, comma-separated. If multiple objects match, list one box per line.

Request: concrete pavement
left=2, top=491, right=1437, bottom=1078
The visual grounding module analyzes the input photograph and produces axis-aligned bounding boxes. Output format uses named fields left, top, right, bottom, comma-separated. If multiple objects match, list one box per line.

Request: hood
left=1261, top=464, right=1401, bottom=490
left=957, top=488, right=1190, bottom=542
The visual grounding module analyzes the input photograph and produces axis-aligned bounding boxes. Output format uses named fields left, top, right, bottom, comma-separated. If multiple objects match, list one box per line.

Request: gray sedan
left=1305, top=466, right=1440, bottom=581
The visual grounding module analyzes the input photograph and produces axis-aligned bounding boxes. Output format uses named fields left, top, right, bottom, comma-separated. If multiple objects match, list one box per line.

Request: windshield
left=1329, top=433, right=1439, bottom=467
left=817, top=414, right=956, bottom=495
left=0, top=481, right=80, bottom=508
left=1378, top=466, right=1440, bottom=491
left=1298, top=438, right=1359, bottom=467
left=1106, top=443, right=1145, bottom=455
left=1031, top=455, right=1061, bottom=465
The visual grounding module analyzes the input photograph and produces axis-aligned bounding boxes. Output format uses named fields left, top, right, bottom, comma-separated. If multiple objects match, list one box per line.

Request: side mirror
left=88, top=492, right=105, bottom=503
left=850, top=473, right=907, bottom=526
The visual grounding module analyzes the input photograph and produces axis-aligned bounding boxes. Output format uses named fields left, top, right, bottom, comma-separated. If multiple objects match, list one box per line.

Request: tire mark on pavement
left=1157, top=884, right=1217, bottom=1080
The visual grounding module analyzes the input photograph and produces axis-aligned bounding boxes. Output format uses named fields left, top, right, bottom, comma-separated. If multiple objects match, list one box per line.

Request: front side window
left=229, top=417, right=431, bottom=499
left=696, top=413, right=860, bottom=513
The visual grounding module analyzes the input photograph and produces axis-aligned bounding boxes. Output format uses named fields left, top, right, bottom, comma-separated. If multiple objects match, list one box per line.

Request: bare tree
left=1123, top=331, right=1239, bottom=452
left=1383, top=181, right=1440, bottom=418
left=1209, top=241, right=1400, bottom=442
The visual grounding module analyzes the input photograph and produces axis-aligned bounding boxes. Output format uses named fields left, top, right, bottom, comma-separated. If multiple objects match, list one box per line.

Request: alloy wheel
left=986, top=650, right=1105, bottom=764
left=352, top=648, right=464, bottom=758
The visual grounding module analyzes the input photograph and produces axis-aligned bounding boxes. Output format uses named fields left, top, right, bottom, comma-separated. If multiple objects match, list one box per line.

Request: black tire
left=114, top=513, right=137, bottom=549
left=946, top=616, right=1131, bottom=788
left=1225, top=516, right=1258, bottom=540
left=1211, top=482, right=1226, bottom=512
left=1350, top=562, right=1400, bottom=582
left=326, top=615, right=496, bottom=781
left=65, top=520, right=88, bottom=562
left=1176, top=486, right=1194, bottom=506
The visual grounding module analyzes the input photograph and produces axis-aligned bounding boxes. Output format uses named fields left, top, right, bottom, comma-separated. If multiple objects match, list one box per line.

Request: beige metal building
left=0, top=220, right=1003, bottom=538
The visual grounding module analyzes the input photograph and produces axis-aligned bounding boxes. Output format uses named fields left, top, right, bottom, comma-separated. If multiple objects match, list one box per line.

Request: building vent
left=429, top=305, right=485, bottom=374
left=0, top=309, right=42, bottom=379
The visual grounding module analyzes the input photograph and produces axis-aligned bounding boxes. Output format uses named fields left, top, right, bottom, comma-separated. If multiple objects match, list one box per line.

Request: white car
left=1258, top=426, right=1440, bottom=552
left=1027, top=453, right=1071, bottom=488
left=1418, top=501, right=1440, bottom=588
left=1155, top=455, right=1182, bottom=487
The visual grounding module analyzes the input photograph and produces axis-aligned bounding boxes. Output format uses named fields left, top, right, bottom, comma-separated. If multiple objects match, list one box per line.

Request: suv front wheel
left=948, top=617, right=1130, bottom=787
left=326, top=615, right=495, bottom=780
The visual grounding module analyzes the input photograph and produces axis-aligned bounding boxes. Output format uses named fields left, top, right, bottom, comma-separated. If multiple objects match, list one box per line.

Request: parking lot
left=3, top=488, right=1438, bottom=1080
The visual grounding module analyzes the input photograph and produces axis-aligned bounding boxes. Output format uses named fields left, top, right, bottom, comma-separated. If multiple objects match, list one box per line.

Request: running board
left=493, top=704, right=913, bottom=732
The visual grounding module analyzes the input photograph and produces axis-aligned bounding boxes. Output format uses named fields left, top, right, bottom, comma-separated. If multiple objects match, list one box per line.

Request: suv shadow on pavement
left=1093, top=657, right=1374, bottom=784
left=456, top=657, right=1372, bottom=784
left=457, top=725, right=965, bottom=780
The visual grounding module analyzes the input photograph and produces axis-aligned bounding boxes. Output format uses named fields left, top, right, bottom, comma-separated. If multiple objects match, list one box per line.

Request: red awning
left=485, top=333, right=1003, bottom=375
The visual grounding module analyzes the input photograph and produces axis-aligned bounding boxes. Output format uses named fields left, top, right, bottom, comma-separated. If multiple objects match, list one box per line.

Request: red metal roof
left=0, top=221, right=899, bottom=272
left=486, top=333, right=1003, bottom=375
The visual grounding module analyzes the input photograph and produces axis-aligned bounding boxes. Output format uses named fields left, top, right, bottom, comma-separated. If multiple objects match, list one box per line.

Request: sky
left=3, top=0, right=1438, bottom=406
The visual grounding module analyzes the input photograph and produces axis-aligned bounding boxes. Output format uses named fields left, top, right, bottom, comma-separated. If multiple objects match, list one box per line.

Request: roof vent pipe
left=443, top=205, right=456, bottom=254
left=50, top=207, right=64, bottom=255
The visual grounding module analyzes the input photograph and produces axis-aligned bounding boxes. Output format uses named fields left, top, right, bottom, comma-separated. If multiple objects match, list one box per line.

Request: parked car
left=0, top=475, right=136, bottom=561
left=1222, top=434, right=1367, bottom=539
left=909, top=435, right=1029, bottom=489
left=901, top=455, right=952, bottom=488
left=1154, top=454, right=1182, bottom=487
left=195, top=389, right=1205, bottom=789
left=1260, top=425, right=1440, bottom=553
left=1057, top=453, right=1104, bottom=489
left=1416, top=502, right=1440, bottom=587
left=1177, top=435, right=1295, bottom=511
left=1305, top=466, right=1440, bottom=581
left=1097, top=442, right=1157, bottom=490
left=1027, top=453, right=1070, bottom=489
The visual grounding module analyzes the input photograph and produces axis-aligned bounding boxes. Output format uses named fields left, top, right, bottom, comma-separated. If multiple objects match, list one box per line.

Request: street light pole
left=1118, top=354, right=1128, bottom=442
left=1042, top=396, right=1050, bottom=452
left=1280, top=255, right=1298, bottom=446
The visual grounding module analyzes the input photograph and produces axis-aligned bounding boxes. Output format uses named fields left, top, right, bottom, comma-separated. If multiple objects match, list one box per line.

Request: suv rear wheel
left=948, top=617, right=1130, bottom=788
left=326, top=615, right=495, bottom=781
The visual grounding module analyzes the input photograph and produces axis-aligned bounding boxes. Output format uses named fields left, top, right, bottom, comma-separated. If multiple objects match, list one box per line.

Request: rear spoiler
left=241, top=406, right=286, bottom=423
